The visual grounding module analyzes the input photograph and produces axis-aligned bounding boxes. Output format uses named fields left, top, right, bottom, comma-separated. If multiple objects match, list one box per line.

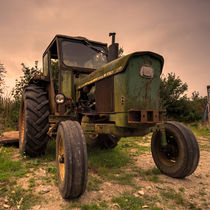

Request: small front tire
left=56, top=120, right=88, bottom=199
left=151, top=121, right=200, bottom=178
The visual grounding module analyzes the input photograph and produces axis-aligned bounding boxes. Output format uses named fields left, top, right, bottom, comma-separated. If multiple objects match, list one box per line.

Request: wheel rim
left=58, top=136, right=65, bottom=182
left=20, top=103, right=25, bottom=146
left=158, top=130, right=179, bottom=166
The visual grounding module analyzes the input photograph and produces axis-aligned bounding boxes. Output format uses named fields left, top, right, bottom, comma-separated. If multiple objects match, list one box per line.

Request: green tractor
left=19, top=33, right=200, bottom=199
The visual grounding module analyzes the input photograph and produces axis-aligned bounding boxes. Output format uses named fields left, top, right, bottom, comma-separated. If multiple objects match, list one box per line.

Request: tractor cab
left=43, top=34, right=108, bottom=75
left=42, top=35, right=109, bottom=114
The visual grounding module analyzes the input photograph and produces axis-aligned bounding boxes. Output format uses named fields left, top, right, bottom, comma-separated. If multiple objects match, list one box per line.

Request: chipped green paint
left=114, top=54, right=162, bottom=112
left=113, top=54, right=163, bottom=126
left=81, top=121, right=164, bottom=138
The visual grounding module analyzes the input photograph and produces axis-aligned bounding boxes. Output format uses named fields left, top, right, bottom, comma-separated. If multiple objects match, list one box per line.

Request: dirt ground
left=0, top=134, right=209, bottom=210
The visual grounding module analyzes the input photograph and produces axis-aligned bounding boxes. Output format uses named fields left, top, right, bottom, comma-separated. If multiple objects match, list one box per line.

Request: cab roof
left=43, top=34, right=108, bottom=56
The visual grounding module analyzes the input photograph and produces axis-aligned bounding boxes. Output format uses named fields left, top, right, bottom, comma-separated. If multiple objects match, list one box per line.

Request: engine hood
left=77, top=51, right=164, bottom=90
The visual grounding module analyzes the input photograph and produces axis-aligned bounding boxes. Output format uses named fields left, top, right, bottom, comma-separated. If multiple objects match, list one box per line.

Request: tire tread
left=19, top=84, right=49, bottom=157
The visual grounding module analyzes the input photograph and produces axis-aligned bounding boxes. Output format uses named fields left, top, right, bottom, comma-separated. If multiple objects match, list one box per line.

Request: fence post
left=207, top=86, right=210, bottom=125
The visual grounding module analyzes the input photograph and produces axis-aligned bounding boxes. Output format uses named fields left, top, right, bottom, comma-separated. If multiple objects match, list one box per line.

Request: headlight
left=55, top=93, right=65, bottom=104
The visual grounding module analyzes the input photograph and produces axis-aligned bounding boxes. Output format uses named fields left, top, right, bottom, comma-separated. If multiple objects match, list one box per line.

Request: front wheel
left=56, top=121, right=88, bottom=199
left=151, top=121, right=200, bottom=178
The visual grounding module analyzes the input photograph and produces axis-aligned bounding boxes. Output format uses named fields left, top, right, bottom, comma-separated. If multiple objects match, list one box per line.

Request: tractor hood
left=77, top=51, right=164, bottom=90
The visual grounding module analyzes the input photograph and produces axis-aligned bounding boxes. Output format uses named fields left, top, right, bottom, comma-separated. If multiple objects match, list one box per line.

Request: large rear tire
left=19, top=84, right=49, bottom=157
left=56, top=120, right=88, bottom=199
left=151, top=121, right=200, bottom=178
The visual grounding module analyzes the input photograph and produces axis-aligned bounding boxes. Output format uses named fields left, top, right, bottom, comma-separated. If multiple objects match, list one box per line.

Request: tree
left=160, top=72, right=188, bottom=109
left=0, top=62, right=6, bottom=95
left=190, top=91, right=207, bottom=121
left=12, top=61, right=41, bottom=101
left=159, top=73, right=206, bottom=122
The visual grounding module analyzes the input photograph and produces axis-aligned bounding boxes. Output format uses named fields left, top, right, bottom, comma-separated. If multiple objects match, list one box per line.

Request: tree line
left=0, top=62, right=208, bottom=132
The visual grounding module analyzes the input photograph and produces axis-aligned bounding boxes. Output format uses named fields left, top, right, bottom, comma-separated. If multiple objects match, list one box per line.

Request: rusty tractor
left=19, top=33, right=200, bottom=199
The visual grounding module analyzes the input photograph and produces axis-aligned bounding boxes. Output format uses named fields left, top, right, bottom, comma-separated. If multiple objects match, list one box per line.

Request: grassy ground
left=0, top=124, right=209, bottom=209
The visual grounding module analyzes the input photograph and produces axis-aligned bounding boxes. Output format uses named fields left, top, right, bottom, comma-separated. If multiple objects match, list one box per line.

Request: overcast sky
left=0, top=0, right=209, bottom=96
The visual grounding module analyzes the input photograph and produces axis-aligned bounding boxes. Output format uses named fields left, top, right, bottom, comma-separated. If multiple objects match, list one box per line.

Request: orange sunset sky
left=0, top=0, right=209, bottom=97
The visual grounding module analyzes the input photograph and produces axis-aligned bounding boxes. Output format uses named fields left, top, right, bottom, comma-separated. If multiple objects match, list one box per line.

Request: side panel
left=95, top=76, right=114, bottom=113
left=61, top=70, right=73, bottom=98
left=114, top=54, right=162, bottom=113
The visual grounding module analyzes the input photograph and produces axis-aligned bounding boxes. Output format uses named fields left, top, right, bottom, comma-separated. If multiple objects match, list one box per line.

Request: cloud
left=0, top=0, right=210, bottom=96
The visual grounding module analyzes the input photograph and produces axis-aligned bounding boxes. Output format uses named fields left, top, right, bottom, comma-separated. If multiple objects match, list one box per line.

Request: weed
left=135, top=167, right=160, bottom=176
left=42, top=176, right=52, bottom=185
left=42, top=139, right=56, bottom=162
left=81, top=203, right=102, bottom=210
left=159, top=187, right=199, bottom=209
left=24, top=140, right=56, bottom=169
left=179, top=187, right=185, bottom=192
left=96, top=167, right=121, bottom=178
left=160, top=188, right=185, bottom=205
left=1, top=185, right=41, bottom=210
left=47, top=164, right=57, bottom=174
left=134, top=167, right=162, bottom=183
left=45, top=164, right=57, bottom=185
left=99, top=201, right=108, bottom=208
left=202, top=202, right=209, bottom=209
left=0, top=185, right=8, bottom=197
left=88, top=147, right=131, bottom=168
left=189, top=194, right=196, bottom=199
left=119, top=137, right=150, bottom=155
left=112, top=192, right=145, bottom=210
left=0, top=147, right=27, bottom=182
left=88, top=147, right=131, bottom=181
left=61, top=201, right=82, bottom=209
left=28, top=178, right=36, bottom=188
left=199, top=144, right=210, bottom=151
left=112, top=191, right=164, bottom=209
left=199, top=190, right=207, bottom=196
left=25, top=159, right=40, bottom=169
left=148, top=175, right=160, bottom=183
left=188, top=202, right=198, bottom=209
left=116, top=172, right=136, bottom=185
left=189, top=124, right=210, bottom=136
left=108, top=171, right=137, bottom=186
left=7, top=180, right=17, bottom=187
left=87, top=174, right=102, bottom=191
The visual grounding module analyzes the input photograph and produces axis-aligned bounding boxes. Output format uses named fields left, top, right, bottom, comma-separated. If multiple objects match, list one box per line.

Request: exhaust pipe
left=108, top=32, right=119, bottom=62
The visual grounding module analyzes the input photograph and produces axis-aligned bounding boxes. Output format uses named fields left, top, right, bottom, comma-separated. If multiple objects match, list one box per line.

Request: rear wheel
left=151, top=121, right=200, bottom=178
left=19, top=84, right=49, bottom=157
left=56, top=120, right=88, bottom=199
left=86, top=134, right=120, bottom=149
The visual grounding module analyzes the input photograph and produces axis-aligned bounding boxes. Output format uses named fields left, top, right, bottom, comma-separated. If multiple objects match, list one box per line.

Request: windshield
left=61, top=41, right=107, bottom=69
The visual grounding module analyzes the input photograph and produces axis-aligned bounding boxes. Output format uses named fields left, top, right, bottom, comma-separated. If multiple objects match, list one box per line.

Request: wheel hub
left=59, top=154, right=65, bottom=163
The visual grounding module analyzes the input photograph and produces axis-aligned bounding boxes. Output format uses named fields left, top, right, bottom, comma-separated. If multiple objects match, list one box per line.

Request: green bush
left=160, top=73, right=207, bottom=122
